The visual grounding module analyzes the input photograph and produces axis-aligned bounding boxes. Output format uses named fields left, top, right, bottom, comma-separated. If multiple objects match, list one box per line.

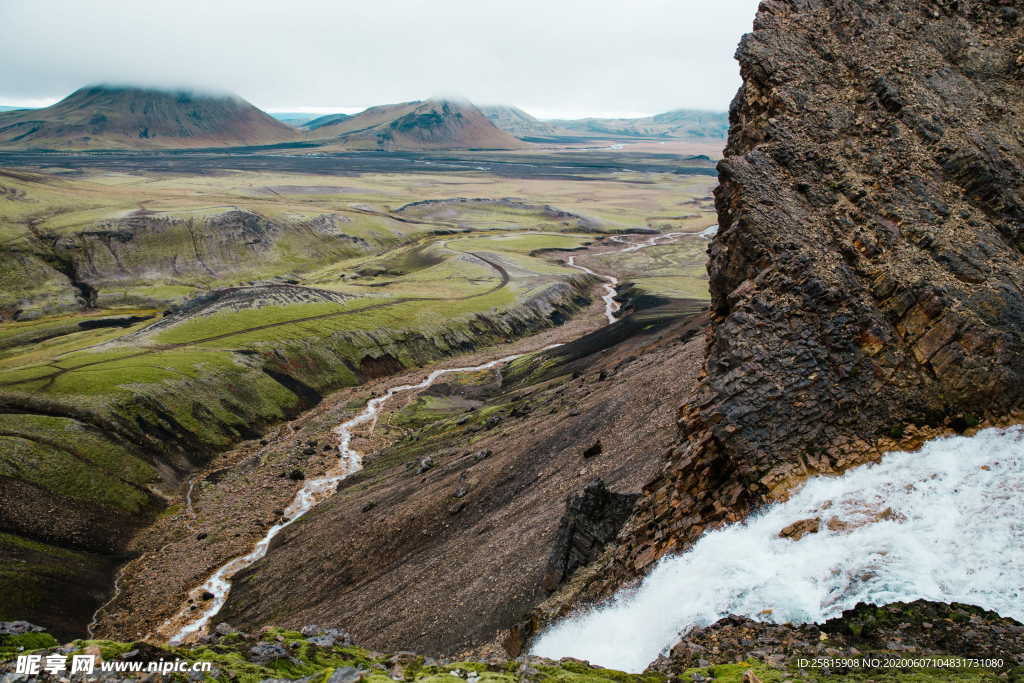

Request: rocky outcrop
left=542, top=480, right=638, bottom=593
left=649, top=600, right=1024, bottom=674
left=573, top=0, right=1024, bottom=600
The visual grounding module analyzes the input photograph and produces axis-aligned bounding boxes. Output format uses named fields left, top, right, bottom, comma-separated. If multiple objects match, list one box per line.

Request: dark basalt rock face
left=542, top=479, right=638, bottom=593
left=705, top=0, right=1024, bottom=492
left=573, top=0, right=1024, bottom=598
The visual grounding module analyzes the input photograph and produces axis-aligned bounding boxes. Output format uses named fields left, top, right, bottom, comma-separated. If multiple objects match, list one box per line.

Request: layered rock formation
left=573, top=0, right=1024, bottom=598
left=541, top=480, right=638, bottom=593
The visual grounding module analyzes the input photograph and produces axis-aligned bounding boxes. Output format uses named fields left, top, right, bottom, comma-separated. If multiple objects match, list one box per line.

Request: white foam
left=531, top=426, right=1024, bottom=672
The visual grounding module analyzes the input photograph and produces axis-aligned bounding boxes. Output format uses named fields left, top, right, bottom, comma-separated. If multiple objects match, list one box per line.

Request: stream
left=163, top=227, right=715, bottom=644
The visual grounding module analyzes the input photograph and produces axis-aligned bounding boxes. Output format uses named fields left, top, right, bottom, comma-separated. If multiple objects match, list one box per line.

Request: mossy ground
left=588, top=240, right=710, bottom=302
left=0, top=628, right=667, bottom=682
left=2, top=629, right=1011, bottom=681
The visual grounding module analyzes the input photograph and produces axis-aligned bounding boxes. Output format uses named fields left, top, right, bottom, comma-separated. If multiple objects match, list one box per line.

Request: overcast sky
left=0, top=0, right=760, bottom=119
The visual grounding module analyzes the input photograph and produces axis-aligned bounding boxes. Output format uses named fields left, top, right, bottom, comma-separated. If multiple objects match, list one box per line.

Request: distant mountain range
left=301, top=112, right=352, bottom=130
left=267, top=112, right=322, bottom=127
left=477, top=105, right=728, bottom=141
left=0, top=86, right=727, bottom=151
left=544, top=109, right=729, bottom=140
left=477, top=105, right=564, bottom=139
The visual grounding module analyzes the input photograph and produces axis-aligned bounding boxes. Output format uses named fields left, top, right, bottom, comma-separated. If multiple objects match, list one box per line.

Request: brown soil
left=219, top=307, right=705, bottom=656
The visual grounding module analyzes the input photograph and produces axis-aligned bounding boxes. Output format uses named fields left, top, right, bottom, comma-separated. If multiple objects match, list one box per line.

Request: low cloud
left=0, top=0, right=759, bottom=117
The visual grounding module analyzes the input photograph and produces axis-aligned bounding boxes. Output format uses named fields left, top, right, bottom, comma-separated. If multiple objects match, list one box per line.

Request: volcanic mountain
left=0, top=85, right=297, bottom=150
left=479, top=105, right=565, bottom=139
left=306, top=99, right=529, bottom=150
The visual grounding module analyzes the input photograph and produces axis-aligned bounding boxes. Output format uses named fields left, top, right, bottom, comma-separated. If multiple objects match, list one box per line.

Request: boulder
left=777, top=517, right=820, bottom=541
left=248, top=642, right=290, bottom=665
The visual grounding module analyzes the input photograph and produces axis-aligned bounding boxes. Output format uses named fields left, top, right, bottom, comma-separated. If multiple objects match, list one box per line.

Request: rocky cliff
left=572, top=0, right=1024, bottom=599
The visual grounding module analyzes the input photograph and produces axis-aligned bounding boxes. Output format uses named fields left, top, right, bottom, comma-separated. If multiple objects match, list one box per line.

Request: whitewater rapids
left=530, top=426, right=1024, bottom=673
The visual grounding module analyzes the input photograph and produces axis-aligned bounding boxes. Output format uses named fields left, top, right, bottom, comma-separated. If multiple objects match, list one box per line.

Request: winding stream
left=163, top=227, right=714, bottom=644
left=166, top=350, right=553, bottom=644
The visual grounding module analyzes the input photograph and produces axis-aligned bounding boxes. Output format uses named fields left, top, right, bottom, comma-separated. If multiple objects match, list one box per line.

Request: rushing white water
left=163, top=228, right=716, bottom=642
left=698, top=224, right=718, bottom=238
left=531, top=426, right=1024, bottom=672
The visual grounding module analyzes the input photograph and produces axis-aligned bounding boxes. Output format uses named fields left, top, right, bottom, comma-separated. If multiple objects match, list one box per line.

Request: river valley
left=82, top=224, right=712, bottom=653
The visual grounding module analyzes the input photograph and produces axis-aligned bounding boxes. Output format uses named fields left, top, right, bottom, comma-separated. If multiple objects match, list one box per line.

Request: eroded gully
left=157, top=227, right=716, bottom=643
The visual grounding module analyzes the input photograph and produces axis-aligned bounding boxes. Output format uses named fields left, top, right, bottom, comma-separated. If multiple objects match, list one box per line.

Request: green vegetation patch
left=0, top=632, right=58, bottom=657
left=0, top=435, right=152, bottom=513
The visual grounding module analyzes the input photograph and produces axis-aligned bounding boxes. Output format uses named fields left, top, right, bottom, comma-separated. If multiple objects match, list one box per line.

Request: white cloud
left=0, top=0, right=760, bottom=117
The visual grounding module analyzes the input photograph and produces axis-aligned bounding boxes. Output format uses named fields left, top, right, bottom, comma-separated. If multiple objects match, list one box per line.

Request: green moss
left=0, top=435, right=153, bottom=514
left=0, top=632, right=58, bottom=653
left=393, top=395, right=472, bottom=427
left=535, top=660, right=663, bottom=682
